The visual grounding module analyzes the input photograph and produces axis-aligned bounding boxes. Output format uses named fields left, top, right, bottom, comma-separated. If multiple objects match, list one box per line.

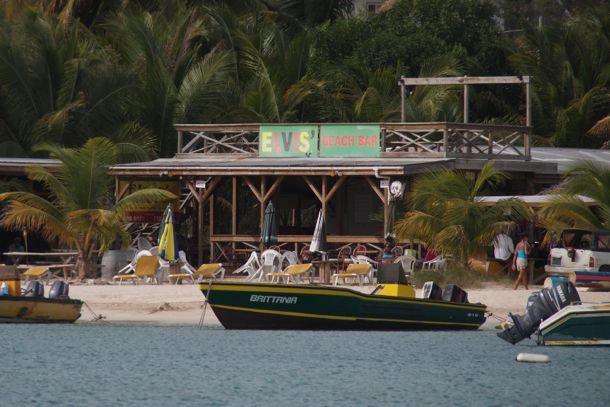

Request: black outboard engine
left=49, top=281, right=69, bottom=299
left=23, top=280, right=44, bottom=298
left=442, top=284, right=469, bottom=303
left=497, top=281, right=580, bottom=344
left=422, top=281, right=443, bottom=300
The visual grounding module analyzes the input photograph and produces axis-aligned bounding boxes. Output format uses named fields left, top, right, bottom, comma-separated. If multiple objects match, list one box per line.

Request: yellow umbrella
left=158, top=205, right=178, bottom=261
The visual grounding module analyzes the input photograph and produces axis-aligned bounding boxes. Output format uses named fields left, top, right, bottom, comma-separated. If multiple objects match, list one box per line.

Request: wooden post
left=198, top=197, right=204, bottom=265
left=463, top=78, right=469, bottom=124
left=400, top=79, right=406, bottom=122
left=209, top=194, right=214, bottom=263
left=232, top=176, right=237, bottom=236
left=177, top=130, right=183, bottom=153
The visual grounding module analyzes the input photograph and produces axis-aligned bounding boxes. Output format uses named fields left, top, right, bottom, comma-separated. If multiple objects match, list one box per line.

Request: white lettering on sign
left=250, top=295, right=298, bottom=304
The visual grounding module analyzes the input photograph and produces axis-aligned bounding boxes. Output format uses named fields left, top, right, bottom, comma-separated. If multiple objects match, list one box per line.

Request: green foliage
left=395, top=162, right=531, bottom=267
left=539, top=160, right=610, bottom=235
left=0, top=137, right=175, bottom=278
left=0, top=0, right=609, bottom=156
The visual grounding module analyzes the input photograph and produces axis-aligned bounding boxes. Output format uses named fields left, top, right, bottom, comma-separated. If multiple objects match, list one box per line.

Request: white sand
left=69, top=282, right=610, bottom=328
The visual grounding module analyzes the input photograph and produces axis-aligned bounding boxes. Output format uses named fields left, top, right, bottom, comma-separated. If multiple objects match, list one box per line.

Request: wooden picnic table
left=4, top=251, right=78, bottom=281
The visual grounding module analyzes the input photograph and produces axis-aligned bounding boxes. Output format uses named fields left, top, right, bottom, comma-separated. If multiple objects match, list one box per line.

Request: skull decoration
left=390, top=180, right=405, bottom=200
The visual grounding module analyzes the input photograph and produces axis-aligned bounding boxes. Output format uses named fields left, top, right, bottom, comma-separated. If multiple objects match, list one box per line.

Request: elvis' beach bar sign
left=259, top=124, right=380, bottom=158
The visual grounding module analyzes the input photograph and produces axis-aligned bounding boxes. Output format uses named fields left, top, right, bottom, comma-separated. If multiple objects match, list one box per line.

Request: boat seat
left=332, top=263, right=372, bottom=286
left=270, top=263, right=313, bottom=284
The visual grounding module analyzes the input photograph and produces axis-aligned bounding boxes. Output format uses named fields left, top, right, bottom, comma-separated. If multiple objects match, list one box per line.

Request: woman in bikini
left=512, top=233, right=530, bottom=290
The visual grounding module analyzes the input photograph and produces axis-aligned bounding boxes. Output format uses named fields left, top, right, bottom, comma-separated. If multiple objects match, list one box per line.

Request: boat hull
left=538, top=304, right=610, bottom=346
left=200, top=282, right=486, bottom=330
left=0, top=296, right=83, bottom=323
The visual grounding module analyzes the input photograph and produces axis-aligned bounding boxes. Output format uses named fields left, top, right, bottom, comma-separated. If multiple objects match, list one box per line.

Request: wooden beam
left=325, top=176, right=347, bottom=202
left=232, top=177, right=237, bottom=236
left=399, top=76, right=530, bottom=85
left=304, top=176, right=323, bottom=202
left=322, top=176, right=327, bottom=215
left=262, top=175, right=285, bottom=202
left=116, top=180, right=131, bottom=202
left=243, top=176, right=262, bottom=202
left=209, top=195, right=214, bottom=263
left=364, top=176, right=386, bottom=203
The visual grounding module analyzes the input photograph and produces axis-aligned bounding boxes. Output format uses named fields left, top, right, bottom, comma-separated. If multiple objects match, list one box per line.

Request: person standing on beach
left=512, top=233, right=530, bottom=290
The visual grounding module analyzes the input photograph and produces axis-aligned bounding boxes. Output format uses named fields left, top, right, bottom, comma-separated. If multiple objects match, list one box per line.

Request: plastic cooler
left=0, top=265, right=21, bottom=296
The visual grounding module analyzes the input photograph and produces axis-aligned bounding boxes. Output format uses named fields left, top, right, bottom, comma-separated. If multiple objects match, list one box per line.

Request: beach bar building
left=110, top=117, right=562, bottom=266
left=108, top=76, right=610, bottom=267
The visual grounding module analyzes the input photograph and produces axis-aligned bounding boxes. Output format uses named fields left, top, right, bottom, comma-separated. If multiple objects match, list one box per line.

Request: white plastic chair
left=281, top=251, right=299, bottom=268
left=116, top=250, right=152, bottom=275
left=422, top=255, right=446, bottom=270
left=249, top=249, right=281, bottom=281
left=178, top=251, right=197, bottom=274
left=233, top=251, right=261, bottom=278
left=394, top=255, right=416, bottom=276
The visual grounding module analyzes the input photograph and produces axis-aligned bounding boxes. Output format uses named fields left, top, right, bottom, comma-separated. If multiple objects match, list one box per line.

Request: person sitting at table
left=380, top=243, right=395, bottom=265
left=7, top=236, right=25, bottom=265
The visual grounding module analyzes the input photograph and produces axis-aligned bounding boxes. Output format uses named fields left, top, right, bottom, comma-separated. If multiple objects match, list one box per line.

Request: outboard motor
left=49, top=281, right=69, bottom=299
left=497, top=281, right=580, bottom=344
left=23, top=280, right=44, bottom=298
left=442, top=284, right=469, bottom=303
left=422, top=281, right=443, bottom=300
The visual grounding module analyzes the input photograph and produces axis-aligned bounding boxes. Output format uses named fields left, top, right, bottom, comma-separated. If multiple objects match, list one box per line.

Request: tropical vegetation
left=394, top=162, right=531, bottom=267
left=0, top=138, right=175, bottom=278
left=0, top=0, right=608, bottom=157
left=539, top=160, right=610, bottom=237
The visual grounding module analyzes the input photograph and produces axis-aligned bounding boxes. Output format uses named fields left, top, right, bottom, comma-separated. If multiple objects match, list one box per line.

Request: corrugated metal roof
left=531, top=147, right=610, bottom=172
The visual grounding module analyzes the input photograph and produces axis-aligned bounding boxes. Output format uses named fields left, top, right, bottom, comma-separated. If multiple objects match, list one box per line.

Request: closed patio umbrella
left=385, top=200, right=396, bottom=245
left=310, top=209, right=327, bottom=254
left=158, top=204, right=178, bottom=262
left=260, top=201, right=278, bottom=248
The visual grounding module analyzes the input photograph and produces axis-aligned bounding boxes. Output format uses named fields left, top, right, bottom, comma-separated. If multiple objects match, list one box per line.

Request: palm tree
left=509, top=12, right=610, bottom=146
left=0, top=11, right=156, bottom=159
left=394, top=162, right=530, bottom=267
left=0, top=137, right=175, bottom=279
left=539, top=160, right=610, bottom=235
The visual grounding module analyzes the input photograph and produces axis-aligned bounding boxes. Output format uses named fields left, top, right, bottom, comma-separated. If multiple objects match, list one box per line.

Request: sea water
left=1, top=325, right=609, bottom=407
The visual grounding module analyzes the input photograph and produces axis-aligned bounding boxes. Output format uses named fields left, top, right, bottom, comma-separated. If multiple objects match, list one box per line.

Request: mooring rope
left=83, top=301, right=106, bottom=322
left=486, top=312, right=508, bottom=323
left=198, top=280, right=212, bottom=329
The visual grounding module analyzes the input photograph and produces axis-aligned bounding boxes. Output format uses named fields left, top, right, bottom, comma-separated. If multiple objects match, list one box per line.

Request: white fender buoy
left=516, top=353, right=551, bottom=363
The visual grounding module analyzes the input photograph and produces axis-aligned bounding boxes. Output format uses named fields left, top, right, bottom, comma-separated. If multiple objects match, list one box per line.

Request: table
left=4, top=251, right=78, bottom=280
left=312, top=259, right=332, bottom=284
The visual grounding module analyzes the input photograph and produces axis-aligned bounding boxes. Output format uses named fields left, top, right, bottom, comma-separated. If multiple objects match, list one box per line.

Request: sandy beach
left=70, top=281, right=610, bottom=329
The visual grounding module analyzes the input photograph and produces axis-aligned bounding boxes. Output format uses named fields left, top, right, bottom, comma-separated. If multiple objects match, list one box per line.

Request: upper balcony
left=174, top=121, right=531, bottom=161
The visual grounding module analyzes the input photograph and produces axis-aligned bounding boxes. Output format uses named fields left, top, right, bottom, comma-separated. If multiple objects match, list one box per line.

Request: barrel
left=100, top=249, right=135, bottom=281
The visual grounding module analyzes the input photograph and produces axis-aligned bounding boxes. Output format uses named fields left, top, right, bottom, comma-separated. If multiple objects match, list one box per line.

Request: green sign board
left=319, top=124, right=381, bottom=157
left=259, top=125, right=318, bottom=157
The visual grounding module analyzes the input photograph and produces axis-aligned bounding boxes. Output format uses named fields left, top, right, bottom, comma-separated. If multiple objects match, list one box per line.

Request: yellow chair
left=113, top=255, right=159, bottom=285
left=22, top=266, right=50, bottom=282
left=332, top=263, right=372, bottom=286
left=169, top=263, right=225, bottom=284
left=270, top=263, right=313, bottom=284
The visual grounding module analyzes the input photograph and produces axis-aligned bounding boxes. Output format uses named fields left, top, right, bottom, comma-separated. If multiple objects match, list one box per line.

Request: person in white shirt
left=493, top=233, right=514, bottom=261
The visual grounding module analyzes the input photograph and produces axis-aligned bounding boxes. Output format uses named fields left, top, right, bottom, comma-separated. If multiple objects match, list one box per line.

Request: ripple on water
left=1, top=325, right=609, bottom=407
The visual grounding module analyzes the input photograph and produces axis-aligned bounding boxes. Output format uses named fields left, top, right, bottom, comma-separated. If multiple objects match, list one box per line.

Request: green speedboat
left=536, top=303, right=610, bottom=346
left=199, top=281, right=487, bottom=330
